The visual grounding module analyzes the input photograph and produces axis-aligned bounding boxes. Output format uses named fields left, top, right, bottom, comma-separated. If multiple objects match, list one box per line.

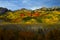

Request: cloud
left=0, top=1, right=20, bottom=10
left=30, top=5, right=47, bottom=10
left=0, top=1, right=16, bottom=6
left=30, top=6, right=42, bottom=10
left=22, top=0, right=28, bottom=3
left=22, top=0, right=30, bottom=4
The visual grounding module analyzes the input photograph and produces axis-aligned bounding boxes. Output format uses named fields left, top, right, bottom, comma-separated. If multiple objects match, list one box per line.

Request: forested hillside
left=0, top=7, right=60, bottom=24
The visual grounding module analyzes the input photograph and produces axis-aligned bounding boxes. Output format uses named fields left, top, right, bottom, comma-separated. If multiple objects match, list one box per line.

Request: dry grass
left=0, top=24, right=60, bottom=40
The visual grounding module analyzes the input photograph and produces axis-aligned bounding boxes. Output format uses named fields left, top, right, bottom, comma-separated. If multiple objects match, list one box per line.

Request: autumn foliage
left=0, top=7, right=60, bottom=24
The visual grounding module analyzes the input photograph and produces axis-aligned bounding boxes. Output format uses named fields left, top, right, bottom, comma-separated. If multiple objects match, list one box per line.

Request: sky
left=0, top=0, right=60, bottom=10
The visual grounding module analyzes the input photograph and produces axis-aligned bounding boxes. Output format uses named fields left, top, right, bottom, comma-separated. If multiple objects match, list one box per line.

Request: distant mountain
left=0, top=7, right=11, bottom=15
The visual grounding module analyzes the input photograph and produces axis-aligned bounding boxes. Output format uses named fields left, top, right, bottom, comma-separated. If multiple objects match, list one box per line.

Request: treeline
left=0, top=7, right=60, bottom=24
